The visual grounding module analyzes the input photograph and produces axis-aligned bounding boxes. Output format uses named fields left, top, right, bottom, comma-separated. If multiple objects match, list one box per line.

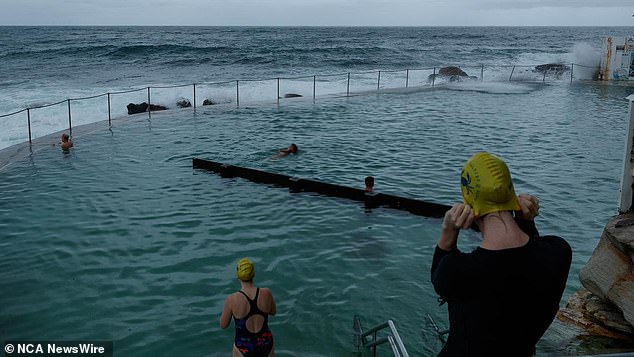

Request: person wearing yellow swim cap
left=236, top=258, right=255, bottom=282
left=430, top=152, right=572, bottom=357
left=220, top=258, right=277, bottom=356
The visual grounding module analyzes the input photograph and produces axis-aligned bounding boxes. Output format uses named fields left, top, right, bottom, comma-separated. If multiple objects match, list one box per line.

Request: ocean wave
left=0, top=43, right=244, bottom=64
left=106, top=44, right=236, bottom=58
left=0, top=44, right=115, bottom=60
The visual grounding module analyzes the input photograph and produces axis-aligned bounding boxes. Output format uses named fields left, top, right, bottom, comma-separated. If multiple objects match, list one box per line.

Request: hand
left=438, top=203, right=474, bottom=251
left=516, top=194, right=539, bottom=220
left=442, top=203, right=474, bottom=231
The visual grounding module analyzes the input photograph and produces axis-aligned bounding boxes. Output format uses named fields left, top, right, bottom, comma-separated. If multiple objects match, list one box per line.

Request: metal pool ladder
left=353, top=315, right=409, bottom=357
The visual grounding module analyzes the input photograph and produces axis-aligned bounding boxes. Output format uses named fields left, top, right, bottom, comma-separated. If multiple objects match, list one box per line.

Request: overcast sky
left=1, top=0, right=633, bottom=26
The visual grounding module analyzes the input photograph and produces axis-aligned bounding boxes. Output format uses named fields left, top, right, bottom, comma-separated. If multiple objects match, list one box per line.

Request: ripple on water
left=0, top=82, right=630, bottom=355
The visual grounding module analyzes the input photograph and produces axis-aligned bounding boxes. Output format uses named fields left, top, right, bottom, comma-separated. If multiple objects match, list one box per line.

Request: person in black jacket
left=431, top=152, right=572, bottom=357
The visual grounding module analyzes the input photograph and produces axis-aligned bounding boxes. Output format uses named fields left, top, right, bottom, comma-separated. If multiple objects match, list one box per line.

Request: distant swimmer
left=365, top=176, right=375, bottom=192
left=60, top=133, right=73, bottom=151
left=274, top=143, right=298, bottom=158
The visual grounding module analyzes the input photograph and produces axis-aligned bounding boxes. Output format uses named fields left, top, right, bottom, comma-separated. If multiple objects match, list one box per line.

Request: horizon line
left=1, top=24, right=633, bottom=27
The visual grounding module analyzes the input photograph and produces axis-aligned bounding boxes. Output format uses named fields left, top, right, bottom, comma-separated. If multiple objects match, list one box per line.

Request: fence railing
left=0, top=63, right=598, bottom=148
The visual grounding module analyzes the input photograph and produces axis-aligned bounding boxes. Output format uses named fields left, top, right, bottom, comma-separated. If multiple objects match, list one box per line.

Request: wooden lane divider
left=193, top=158, right=451, bottom=218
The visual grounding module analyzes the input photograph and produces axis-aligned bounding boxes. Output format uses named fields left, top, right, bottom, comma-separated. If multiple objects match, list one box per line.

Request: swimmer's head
left=236, top=258, right=255, bottom=281
left=365, top=176, right=374, bottom=191
left=61, top=134, right=70, bottom=142
left=460, top=152, right=520, bottom=219
left=289, top=144, right=298, bottom=153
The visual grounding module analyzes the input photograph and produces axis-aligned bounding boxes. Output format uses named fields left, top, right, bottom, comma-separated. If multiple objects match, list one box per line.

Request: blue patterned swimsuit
left=234, top=288, right=273, bottom=356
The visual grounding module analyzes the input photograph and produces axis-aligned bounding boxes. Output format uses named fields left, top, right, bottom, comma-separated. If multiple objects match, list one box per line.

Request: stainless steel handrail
left=354, top=315, right=409, bottom=357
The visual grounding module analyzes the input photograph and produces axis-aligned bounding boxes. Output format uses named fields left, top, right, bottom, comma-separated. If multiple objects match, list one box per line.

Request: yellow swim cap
left=236, top=258, right=255, bottom=281
left=460, top=152, right=520, bottom=218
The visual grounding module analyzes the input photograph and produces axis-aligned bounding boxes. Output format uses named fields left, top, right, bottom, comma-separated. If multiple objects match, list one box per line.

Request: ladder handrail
left=387, top=320, right=409, bottom=357
left=355, top=316, right=409, bottom=357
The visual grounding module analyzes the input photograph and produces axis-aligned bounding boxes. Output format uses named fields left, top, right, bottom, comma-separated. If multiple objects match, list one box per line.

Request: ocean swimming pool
left=0, top=81, right=631, bottom=355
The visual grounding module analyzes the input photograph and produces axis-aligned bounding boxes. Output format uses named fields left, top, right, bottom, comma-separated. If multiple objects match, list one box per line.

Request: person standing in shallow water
left=430, top=152, right=572, bottom=357
left=220, top=258, right=277, bottom=357
left=364, top=176, right=374, bottom=192
left=59, top=133, right=73, bottom=151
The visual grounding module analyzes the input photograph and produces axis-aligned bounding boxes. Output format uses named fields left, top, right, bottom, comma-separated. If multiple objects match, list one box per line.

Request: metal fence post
left=347, top=72, right=350, bottom=97
left=107, top=93, right=111, bottom=127
left=313, top=75, right=316, bottom=103
left=432, top=67, right=436, bottom=87
left=277, top=78, right=280, bottom=105
left=481, top=64, right=484, bottom=81
left=27, top=108, right=32, bottom=144
left=236, top=80, right=239, bottom=107
left=377, top=71, right=381, bottom=92
left=570, top=64, right=574, bottom=83
left=406, top=69, right=409, bottom=88
left=147, top=87, right=151, bottom=119
left=542, top=71, right=546, bottom=82
left=193, top=83, right=197, bottom=112
left=509, top=66, right=515, bottom=81
left=67, top=99, right=72, bottom=136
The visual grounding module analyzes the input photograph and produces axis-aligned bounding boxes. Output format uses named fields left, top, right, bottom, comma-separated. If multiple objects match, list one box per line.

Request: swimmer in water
left=365, top=176, right=375, bottom=192
left=274, top=143, right=298, bottom=158
left=60, top=133, right=73, bottom=151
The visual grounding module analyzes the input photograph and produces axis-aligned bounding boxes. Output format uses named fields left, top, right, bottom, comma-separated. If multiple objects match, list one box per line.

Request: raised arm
left=437, top=203, right=474, bottom=251
left=431, top=203, right=473, bottom=299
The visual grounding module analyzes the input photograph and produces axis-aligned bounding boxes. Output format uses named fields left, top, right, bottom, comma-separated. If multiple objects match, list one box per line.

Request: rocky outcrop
left=202, top=98, right=232, bottom=106
left=126, top=102, right=167, bottom=115
left=127, top=103, right=147, bottom=114
left=558, top=287, right=634, bottom=339
left=559, top=212, right=634, bottom=339
left=176, top=98, right=191, bottom=108
left=534, top=63, right=570, bottom=76
left=438, top=67, right=468, bottom=77
left=282, top=93, right=302, bottom=98
left=428, top=66, right=477, bottom=83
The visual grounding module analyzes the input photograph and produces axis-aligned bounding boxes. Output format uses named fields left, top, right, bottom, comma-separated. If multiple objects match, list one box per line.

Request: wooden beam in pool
left=192, top=158, right=451, bottom=218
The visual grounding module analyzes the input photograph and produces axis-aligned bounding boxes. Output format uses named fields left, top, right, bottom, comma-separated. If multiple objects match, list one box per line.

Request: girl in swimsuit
left=220, top=258, right=277, bottom=357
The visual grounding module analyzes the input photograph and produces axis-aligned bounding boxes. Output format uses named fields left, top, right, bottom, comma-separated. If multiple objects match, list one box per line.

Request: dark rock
left=283, top=93, right=302, bottom=98
left=533, top=63, right=570, bottom=78
left=127, top=102, right=167, bottom=114
left=127, top=102, right=148, bottom=115
left=202, top=98, right=215, bottom=106
left=176, top=98, right=191, bottom=108
left=428, top=66, right=475, bottom=83
left=438, top=66, right=468, bottom=77
left=148, top=104, right=167, bottom=112
left=534, top=63, right=570, bottom=73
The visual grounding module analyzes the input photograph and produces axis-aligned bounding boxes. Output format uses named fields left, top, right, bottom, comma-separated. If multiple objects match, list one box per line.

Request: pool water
left=0, top=81, right=631, bottom=355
